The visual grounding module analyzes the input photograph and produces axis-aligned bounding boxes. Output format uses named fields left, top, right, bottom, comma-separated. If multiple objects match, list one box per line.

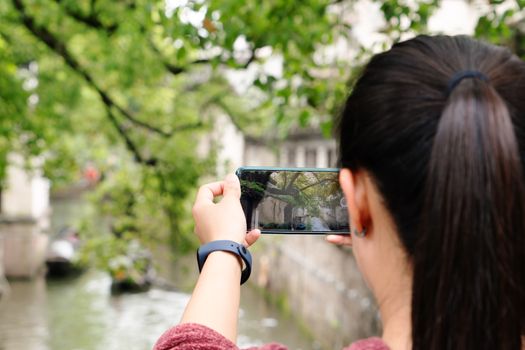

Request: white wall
left=281, top=139, right=337, bottom=168
left=243, top=143, right=276, bottom=167
left=1, top=154, right=50, bottom=220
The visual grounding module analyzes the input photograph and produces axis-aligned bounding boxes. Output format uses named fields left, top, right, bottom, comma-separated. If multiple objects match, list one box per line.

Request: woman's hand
left=192, top=173, right=260, bottom=247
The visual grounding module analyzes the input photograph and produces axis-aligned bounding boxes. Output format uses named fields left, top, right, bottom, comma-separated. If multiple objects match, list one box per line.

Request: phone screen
left=236, top=167, right=350, bottom=234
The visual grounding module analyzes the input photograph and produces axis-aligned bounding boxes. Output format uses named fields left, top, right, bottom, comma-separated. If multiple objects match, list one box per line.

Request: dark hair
left=337, top=35, right=525, bottom=349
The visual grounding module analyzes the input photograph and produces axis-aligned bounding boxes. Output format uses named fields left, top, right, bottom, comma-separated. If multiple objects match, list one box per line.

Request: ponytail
left=412, top=77, right=525, bottom=349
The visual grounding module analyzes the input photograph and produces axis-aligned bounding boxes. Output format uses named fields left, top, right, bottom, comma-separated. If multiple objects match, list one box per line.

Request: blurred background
left=0, top=0, right=523, bottom=349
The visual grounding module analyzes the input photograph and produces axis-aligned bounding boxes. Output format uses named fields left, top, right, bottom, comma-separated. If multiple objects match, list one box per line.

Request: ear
left=339, top=168, right=370, bottom=234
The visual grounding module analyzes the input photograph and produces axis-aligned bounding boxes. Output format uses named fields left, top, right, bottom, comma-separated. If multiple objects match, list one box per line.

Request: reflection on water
left=0, top=271, right=316, bottom=350
left=0, top=195, right=317, bottom=350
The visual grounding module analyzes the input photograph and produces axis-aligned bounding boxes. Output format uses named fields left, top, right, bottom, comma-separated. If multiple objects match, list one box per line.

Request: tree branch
left=285, top=172, right=300, bottom=192
left=104, top=106, right=157, bottom=166
left=57, top=0, right=256, bottom=78
left=139, top=21, right=211, bottom=76
left=298, top=178, right=331, bottom=192
left=146, top=39, right=211, bottom=75
left=52, top=0, right=208, bottom=81
left=141, top=21, right=256, bottom=76
left=55, top=3, right=210, bottom=78
left=52, top=0, right=118, bottom=34
left=149, top=43, right=255, bottom=76
left=12, top=0, right=173, bottom=138
left=172, top=121, right=204, bottom=132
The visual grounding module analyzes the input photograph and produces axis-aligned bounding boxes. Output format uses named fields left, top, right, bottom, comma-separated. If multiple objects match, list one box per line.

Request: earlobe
left=339, top=168, right=367, bottom=235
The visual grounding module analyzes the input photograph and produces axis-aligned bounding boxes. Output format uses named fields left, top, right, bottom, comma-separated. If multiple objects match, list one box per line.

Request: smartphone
left=236, top=167, right=350, bottom=234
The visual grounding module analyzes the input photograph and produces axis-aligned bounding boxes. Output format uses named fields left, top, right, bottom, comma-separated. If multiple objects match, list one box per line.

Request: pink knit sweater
left=153, top=323, right=389, bottom=350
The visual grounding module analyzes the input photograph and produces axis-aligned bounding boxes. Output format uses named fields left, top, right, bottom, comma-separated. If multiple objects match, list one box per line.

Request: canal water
left=0, top=196, right=318, bottom=350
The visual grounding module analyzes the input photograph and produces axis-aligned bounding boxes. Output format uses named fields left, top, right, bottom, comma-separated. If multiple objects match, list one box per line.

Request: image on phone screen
left=236, top=167, right=350, bottom=234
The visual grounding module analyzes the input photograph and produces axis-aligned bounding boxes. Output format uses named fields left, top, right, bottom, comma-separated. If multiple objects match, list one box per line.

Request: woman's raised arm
left=179, top=174, right=260, bottom=342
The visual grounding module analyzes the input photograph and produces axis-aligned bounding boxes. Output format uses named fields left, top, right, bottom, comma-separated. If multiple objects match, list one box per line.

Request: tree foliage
left=0, top=0, right=524, bottom=268
left=0, top=0, right=346, bottom=266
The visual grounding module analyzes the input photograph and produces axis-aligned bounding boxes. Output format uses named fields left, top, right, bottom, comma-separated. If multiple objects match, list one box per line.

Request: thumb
left=223, top=173, right=241, bottom=199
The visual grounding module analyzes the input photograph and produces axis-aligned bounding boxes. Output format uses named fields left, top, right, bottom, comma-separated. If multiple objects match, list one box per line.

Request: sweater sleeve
left=153, top=323, right=288, bottom=350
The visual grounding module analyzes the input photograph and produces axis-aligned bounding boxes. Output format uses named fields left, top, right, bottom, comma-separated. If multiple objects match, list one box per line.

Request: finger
left=194, top=181, right=225, bottom=205
left=244, top=229, right=261, bottom=247
left=223, top=173, right=241, bottom=200
left=326, top=234, right=352, bottom=246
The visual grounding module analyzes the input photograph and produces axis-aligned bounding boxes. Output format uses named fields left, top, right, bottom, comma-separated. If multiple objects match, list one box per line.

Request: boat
left=108, top=241, right=155, bottom=294
left=45, top=227, right=84, bottom=277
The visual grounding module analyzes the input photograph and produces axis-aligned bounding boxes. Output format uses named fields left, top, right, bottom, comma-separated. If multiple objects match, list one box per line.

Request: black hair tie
left=447, top=70, right=489, bottom=95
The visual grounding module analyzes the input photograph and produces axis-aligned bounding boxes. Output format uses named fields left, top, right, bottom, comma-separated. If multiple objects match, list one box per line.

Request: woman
left=154, top=35, right=525, bottom=350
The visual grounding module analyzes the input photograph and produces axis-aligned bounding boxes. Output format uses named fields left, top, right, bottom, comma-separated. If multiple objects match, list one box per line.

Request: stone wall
left=0, top=218, right=49, bottom=278
left=0, top=154, right=50, bottom=279
left=1, top=154, right=50, bottom=219
left=251, top=235, right=380, bottom=349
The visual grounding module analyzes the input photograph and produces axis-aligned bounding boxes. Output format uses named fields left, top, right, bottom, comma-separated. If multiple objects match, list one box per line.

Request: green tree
left=0, top=0, right=347, bottom=269
left=1, top=0, right=524, bottom=271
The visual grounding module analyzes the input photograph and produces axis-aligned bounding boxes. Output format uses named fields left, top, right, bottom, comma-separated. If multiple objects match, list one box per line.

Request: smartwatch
left=196, top=240, right=252, bottom=285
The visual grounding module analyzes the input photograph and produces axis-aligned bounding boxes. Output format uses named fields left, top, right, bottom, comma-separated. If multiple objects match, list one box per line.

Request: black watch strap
left=196, top=240, right=252, bottom=285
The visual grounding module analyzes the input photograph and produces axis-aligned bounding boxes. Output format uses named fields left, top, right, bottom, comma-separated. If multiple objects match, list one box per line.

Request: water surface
left=0, top=195, right=317, bottom=350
